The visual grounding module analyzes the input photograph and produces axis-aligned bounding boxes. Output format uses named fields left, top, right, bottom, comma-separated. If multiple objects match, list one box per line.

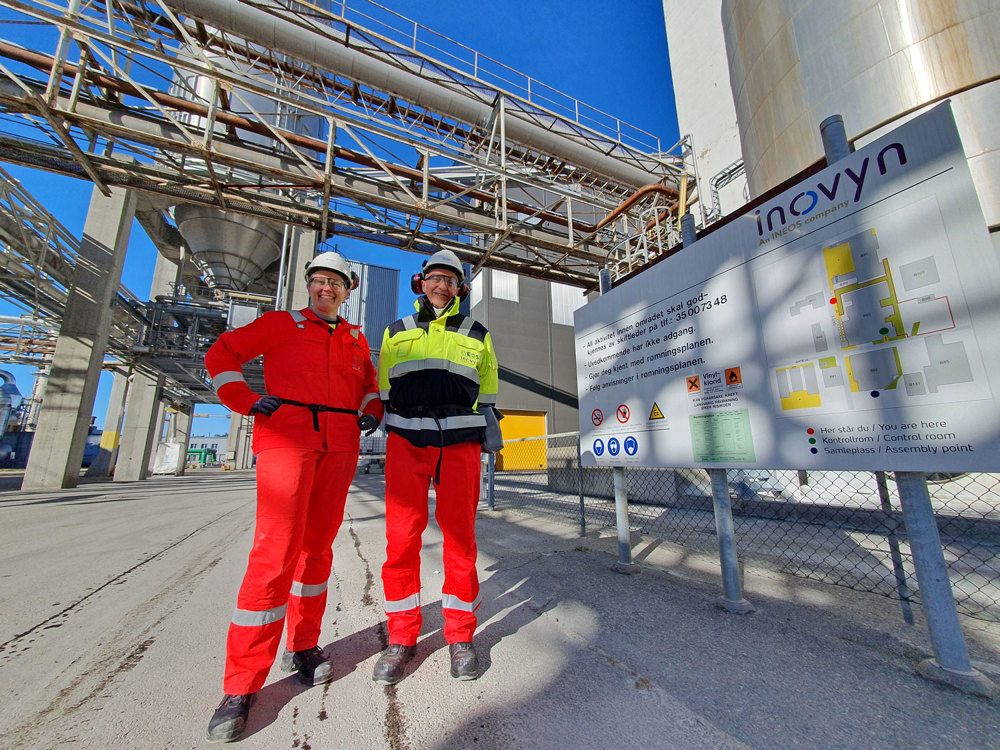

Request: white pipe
left=0, top=315, right=57, bottom=330
left=164, top=0, right=662, bottom=188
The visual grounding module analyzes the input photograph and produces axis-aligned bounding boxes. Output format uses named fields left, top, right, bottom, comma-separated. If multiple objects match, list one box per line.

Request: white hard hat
left=422, top=249, right=465, bottom=284
left=304, top=251, right=358, bottom=288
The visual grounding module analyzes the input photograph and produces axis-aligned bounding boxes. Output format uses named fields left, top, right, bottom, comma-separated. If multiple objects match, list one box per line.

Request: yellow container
left=496, top=410, right=546, bottom=471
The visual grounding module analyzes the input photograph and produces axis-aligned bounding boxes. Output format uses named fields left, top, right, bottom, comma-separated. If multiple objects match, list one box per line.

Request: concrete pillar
left=146, top=400, right=169, bottom=474
left=172, top=404, right=193, bottom=476
left=113, top=372, right=163, bottom=482
left=23, top=185, right=137, bottom=489
left=228, top=410, right=254, bottom=469
left=84, top=369, right=130, bottom=477
left=286, top=227, right=317, bottom=311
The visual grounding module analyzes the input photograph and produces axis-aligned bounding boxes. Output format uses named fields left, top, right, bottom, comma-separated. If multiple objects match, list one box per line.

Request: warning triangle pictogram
left=649, top=402, right=664, bottom=420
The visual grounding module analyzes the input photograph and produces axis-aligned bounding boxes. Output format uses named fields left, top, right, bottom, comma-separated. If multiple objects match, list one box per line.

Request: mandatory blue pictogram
left=608, top=437, right=620, bottom=456
left=624, top=436, right=638, bottom=456
left=593, top=438, right=604, bottom=456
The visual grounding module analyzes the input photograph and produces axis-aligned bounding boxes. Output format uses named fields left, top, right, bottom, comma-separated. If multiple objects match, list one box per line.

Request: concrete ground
left=1, top=468, right=999, bottom=749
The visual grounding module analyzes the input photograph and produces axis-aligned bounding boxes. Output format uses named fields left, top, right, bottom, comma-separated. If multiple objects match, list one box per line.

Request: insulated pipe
left=164, top=0, right=663, bottom=188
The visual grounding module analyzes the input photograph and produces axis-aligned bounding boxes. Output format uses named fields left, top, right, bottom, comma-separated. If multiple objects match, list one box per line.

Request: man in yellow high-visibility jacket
left=374, top=249, right=500, bottom=684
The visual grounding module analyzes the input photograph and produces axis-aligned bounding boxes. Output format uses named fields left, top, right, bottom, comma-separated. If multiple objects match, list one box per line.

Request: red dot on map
left=807, top=428, right=814, bottom=434
left=829, top=297, right=837, bottom=304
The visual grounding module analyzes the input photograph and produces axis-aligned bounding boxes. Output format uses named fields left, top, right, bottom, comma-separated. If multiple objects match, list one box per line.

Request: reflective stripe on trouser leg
left=432, top=440, right=483, bottom=643
left=285, top=450, right=357, bottom=651
left=223, top=447, right=318, bottom=695
left=382, top=432, right=432, bottom=645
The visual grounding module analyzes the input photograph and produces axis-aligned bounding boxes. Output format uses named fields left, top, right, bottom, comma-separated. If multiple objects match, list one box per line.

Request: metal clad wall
left=722, top=0, right=1000, bottom=232
left=341, top=260, right=399, bottom=346
left=471, top=273, right=580, bottom=434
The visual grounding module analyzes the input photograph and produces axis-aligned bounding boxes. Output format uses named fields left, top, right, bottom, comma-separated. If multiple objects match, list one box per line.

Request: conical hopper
left=173, top=204, right=282, bottom=290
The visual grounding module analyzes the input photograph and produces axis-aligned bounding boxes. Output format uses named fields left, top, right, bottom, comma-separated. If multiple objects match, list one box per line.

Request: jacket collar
left=414, top=295, right=459, bottom=322
left=300, top=307, right=355, bottom=330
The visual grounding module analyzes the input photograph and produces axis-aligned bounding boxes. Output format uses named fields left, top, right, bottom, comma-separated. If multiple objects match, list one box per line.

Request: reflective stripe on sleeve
left=379, top=388, right=390, bottom=400
left=477, top=393, right=497, bottom=406
left=213, top=371, right=247, bottom=389
left=359, top=392, right=379, bottom=412
left=385, top=413, right=485, bottom=432
left=231, top=603, right=288, bottom=627
left=441, top=593, right=481, bottom=612
left=388, top=358, right=479, bottom=385
left=290, top=581, right=328, bottom=597
left=383, top=593, right=421, bottom=613
left=455, top=318, right=474, bottom=337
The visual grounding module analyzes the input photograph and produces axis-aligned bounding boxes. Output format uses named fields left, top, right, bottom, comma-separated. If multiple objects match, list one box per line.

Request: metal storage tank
left=721, top=0, right=1000, bottom=249
left=339, top=259, right=399, bottom=346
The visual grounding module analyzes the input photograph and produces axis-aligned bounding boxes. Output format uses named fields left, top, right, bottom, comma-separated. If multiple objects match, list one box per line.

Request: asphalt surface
left=1, top=468, right=999, bottom=749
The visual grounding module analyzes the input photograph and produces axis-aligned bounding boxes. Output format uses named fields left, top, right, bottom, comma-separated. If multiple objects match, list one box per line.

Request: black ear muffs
left=348, top=272, right=359, bottom=290
left=412, top=272, right=470, bottom=300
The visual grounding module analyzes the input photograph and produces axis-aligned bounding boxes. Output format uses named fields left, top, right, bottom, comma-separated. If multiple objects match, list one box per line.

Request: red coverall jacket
left=205, top=308, right=382, bottom=453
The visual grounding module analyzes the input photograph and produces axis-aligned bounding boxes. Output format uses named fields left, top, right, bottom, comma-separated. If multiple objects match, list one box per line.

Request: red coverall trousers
left=382, top=433, right=482, bottom=645
left=223, top=447, right=356, bottom=695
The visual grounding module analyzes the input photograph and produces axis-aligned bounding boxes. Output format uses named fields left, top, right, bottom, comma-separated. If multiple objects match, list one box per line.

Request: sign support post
left=601, top=267, right=638, bottom=574
left=896, top=471, right=995, bottom=696
left=681, top=213, right=753, bottom=612
left=821, top=114, right=991, bottom=695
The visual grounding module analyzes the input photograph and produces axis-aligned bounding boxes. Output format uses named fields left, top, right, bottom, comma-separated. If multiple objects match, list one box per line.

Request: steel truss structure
left=0, top=0, right=697, bottom=402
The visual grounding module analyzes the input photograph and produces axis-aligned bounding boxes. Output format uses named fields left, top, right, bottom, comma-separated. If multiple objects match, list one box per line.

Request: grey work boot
left=206, top=693, right=255, bottom=743
left=449, top=641, right=479, bottom=680
left=372, top=643, right=415, bottom=685
left=280, top=646, right=333, bottom=686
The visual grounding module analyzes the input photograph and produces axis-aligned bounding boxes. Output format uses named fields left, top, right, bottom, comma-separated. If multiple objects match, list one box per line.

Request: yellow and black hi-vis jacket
left=378, top=295, right=499, bottom=448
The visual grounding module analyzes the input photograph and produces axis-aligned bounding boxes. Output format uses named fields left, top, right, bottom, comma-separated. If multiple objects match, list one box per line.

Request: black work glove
left=249, top=395, right=282, bottom=416
left=357, top=414, right=380, bottom=435
left=481, top=406, right=504, bottom=453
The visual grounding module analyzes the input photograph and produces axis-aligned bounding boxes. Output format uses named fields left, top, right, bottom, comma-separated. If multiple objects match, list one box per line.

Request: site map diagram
left=753, top=196, right=991, bottom=417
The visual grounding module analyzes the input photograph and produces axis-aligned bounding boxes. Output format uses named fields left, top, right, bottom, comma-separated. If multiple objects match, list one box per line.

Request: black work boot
left=280, top=646, right=333, bottom=686
left=206, top=693, right=255, bottom=743
left=449, top=642, right=479, bottom=680
left=372, top=643, right=415, bottom=685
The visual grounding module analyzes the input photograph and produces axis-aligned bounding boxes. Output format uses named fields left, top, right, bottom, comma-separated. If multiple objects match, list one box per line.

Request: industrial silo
left=721, top=0, right=1000, bottom=252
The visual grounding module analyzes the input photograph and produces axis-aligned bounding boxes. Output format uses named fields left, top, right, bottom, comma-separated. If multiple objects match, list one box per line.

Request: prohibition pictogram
left=591, top=408, right=603, bottom=426
left=616, top=404, right=630, bottom=423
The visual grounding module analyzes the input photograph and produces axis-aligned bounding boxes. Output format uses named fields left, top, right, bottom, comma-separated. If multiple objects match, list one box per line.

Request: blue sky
left=0, top=0, right=678, bottom=436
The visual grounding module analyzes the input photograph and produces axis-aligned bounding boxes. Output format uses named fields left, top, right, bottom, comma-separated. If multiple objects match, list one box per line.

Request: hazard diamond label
left=725, top=367, right=743, bottom=386
left=649, top=402, right=664, bottom=420
left=686, top=375, right=701, bottom=393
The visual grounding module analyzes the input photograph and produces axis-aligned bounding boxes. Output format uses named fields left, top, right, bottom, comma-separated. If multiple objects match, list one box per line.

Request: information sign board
left=575, top=104, right=1000, bottom=471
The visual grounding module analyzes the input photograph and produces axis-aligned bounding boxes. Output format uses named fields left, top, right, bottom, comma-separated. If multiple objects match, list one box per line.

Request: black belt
left=278, top=398, right=357, bottom=431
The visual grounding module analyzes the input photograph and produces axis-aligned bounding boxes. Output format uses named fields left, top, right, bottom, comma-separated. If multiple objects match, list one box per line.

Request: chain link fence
left=486, top=433, right=1000, bottom=623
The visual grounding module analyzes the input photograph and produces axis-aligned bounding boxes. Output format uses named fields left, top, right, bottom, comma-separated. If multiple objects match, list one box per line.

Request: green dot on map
left=879, top=327, right=888, bottom=335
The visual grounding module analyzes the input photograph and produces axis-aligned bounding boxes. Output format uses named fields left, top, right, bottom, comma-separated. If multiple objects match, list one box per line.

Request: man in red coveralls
left=204, top=251, right=383, bottom=743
